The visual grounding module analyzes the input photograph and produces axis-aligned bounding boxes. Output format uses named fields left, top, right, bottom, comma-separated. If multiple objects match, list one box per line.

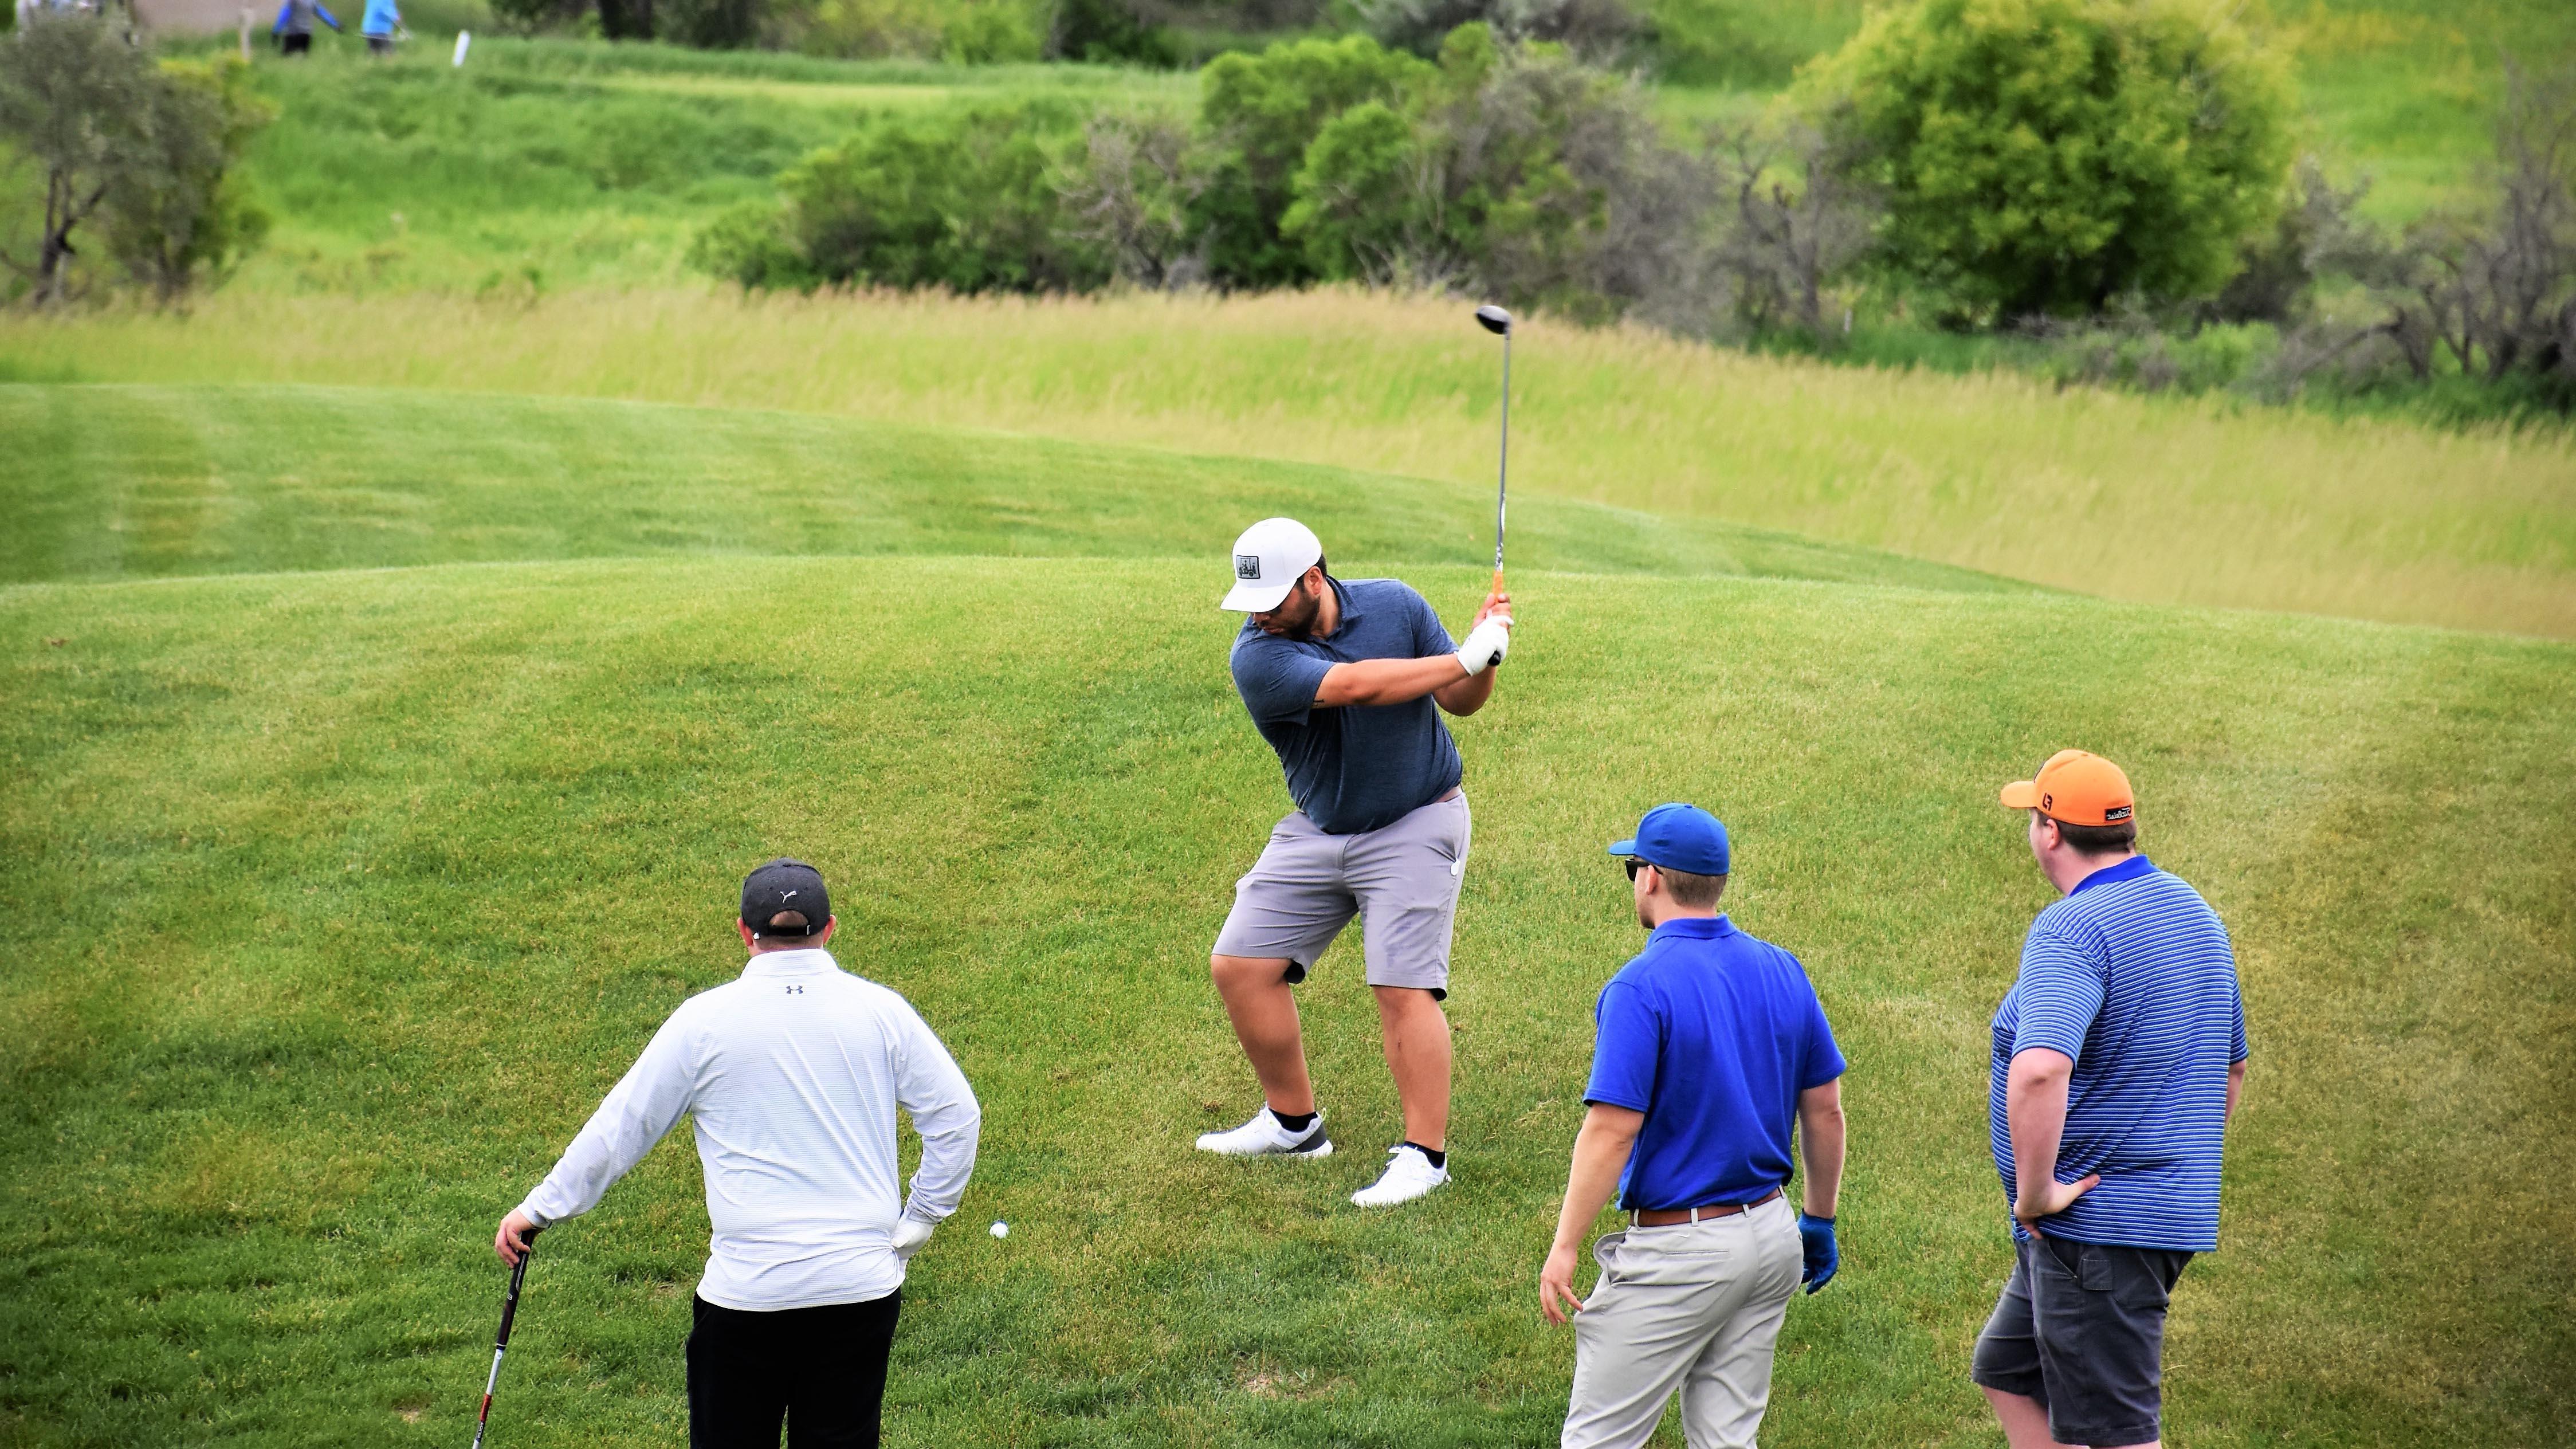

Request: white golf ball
left=989, top=1221, right=1010, bottom=1239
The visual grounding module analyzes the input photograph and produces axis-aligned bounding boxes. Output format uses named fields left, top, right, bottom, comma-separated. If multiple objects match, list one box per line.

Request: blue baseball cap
left=1608, top=803, right=1731, bottom=876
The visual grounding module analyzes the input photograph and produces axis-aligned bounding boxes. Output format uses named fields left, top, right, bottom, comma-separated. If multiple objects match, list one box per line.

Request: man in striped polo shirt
left=1974, top=751, right=2247, bottom=1449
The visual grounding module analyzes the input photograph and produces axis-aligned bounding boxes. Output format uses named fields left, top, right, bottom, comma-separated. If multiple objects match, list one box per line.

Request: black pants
left=687, top=1291, right=901, bottom=1448
left=277, top=32, right=312, bottom=54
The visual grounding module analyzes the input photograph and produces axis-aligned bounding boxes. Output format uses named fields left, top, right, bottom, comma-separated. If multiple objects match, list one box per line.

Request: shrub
left=1705, top=120, right=1878, bottom=337
left=1286, top=26, right=1723, bottom=326
left=2263, top=69, right=2576, bottom=409
left=697, top=102, right=1109, bottom=293
left=1192, top=33, right=1432, bottom=286
left=1814, top=0, right=2294, bottom=320
left=1355, top=0, right=1639, bottom=64
left=1058, top=110, right=1204, bottom=286
left=1046, top=0, right=1180, bottom=64
left=688, top=198, right=817, bottom=289
left=0, top=14, right=273, bottom=307
left=104, top=58, right=277, bottom=307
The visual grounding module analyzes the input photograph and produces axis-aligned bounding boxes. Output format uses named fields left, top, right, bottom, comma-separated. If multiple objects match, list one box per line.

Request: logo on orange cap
left=1998, top=749, right=2135, bottom=827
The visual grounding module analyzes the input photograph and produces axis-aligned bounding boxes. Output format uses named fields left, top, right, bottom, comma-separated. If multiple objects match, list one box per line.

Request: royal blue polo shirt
left=1584, top=916, right=1847, bottom=1211
left=1989, top=854, right=2247, bottom=1251
left=1230, top=577, right=1463, bottom=836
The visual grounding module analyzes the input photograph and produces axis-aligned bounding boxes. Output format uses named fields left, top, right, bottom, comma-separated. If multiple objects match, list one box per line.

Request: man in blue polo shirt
left=1539, top=804, right=1847, bottom=1449
left=1975, top=750, right=2248, bottom=1449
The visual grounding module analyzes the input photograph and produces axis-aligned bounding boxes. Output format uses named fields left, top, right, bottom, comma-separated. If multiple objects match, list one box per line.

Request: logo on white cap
left=1220, top=519, right=1323, bottom=612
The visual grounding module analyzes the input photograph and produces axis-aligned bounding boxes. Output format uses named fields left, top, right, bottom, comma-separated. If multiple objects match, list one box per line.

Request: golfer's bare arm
left=2006, top=1047, right=2078, bottom=1216
left=1311, top=656, right=1503, bottom=714
left=2226, top=1057, right=2245, bottom=1121
left=1538, top=1103, right=1646, bottom=1322
left=1797, top=1079, right=1845, bottom=1219
left=1316, top=597, right=1511, bottom=713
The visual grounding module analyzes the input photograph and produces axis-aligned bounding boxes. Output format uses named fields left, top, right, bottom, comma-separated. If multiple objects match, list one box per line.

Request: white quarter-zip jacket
left=516, top=948, right=980, bottom=1310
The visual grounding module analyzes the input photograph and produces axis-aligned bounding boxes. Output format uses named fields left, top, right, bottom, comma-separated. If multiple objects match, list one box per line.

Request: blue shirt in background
left=1584, top=916, right=1847, bottom=1211
left=1230, top=577, right=1463, bottom=836
left=1989, top=855, right=2246, bottom=1252
left=361, top=0, right=399, bottom=36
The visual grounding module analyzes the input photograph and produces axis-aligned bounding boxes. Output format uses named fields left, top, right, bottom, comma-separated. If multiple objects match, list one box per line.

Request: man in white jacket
left=493, top=858, right=980, bottom=1448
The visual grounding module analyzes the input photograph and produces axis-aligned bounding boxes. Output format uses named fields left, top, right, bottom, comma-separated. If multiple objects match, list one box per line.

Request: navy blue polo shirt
left=1989, top=854, right=2245, bottom=1251
left=1230, top=577, right=1463, bottom=835
left=1584, top=916, right=1847, bottom=1211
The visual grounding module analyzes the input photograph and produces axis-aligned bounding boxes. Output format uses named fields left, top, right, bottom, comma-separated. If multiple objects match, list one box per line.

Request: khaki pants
left=1564, top=1195, right=1804, bottom=1449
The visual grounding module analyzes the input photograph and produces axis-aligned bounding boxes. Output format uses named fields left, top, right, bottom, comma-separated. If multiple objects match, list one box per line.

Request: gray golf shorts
left=1211, top=792, right=1471, bottom=998
left=1972, top=1232, right=2194, bottom=1448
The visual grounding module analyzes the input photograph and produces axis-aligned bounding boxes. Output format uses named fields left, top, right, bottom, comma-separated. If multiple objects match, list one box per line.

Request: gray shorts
left=1972, top=1232, right=2193, bottom=1447
left=1211, top=793, right=1471, bottom=998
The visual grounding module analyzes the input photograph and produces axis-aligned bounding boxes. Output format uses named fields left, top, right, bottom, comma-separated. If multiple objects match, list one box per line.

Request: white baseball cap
left=1220, top=517, right=1324, bottom=612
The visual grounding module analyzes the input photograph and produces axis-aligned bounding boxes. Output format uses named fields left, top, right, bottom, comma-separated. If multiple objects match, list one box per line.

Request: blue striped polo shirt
left=1989, top=855, right=2246, bottom=1251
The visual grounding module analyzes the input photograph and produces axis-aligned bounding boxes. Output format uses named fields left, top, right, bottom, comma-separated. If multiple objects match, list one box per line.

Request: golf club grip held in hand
left=1457, top=618, right=1511, bottom=676
left=496, top=1251, right=529, bottom=1347
left=472, top=1244, right=533, bottom=1449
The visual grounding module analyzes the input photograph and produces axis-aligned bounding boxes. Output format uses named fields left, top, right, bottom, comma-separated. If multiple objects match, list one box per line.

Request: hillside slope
left=0, top=383, right=2026, bottom=594
left=2, top=556, right=2567, bottom=1447
left=13, top=294, right=2567, bottom=635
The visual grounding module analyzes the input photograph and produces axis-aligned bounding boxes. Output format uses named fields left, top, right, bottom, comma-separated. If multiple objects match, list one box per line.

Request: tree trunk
left=596, top=0, right=653, bottom=40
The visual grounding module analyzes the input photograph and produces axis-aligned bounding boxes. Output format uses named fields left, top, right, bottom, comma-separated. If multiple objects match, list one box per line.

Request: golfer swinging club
left=492, top=858, right=980, bottom=1447
left=1198, top=518, right=1514, bottom=1207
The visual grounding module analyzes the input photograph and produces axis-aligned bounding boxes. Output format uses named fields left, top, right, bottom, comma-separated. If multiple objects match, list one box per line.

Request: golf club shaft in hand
left=471, top=1244, right=533, bottom=1449
left=1475, top=305, right=1514, bottom=593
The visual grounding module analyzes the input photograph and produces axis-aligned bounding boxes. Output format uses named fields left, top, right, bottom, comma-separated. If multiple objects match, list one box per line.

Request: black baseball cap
left=741, top=858, right=831, bottom=939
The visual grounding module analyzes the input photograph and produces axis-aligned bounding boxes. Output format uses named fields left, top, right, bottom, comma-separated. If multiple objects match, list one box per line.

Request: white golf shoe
left=1350, top=1144, right=1448, bottom=1207
left=1195, top=1107, right=1333, bottom=1159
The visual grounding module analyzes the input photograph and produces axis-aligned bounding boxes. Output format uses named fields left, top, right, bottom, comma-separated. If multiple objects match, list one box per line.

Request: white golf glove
left=892, top=1217, right=935, bottom=1262
left=1455, top=615, right=1514, bottom=676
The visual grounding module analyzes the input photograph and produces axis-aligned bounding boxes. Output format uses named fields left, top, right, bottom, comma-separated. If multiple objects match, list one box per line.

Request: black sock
left=1403, top=1141, right=1446, bottom=1170
left=1270, top=1108, right=1317, bottom=1133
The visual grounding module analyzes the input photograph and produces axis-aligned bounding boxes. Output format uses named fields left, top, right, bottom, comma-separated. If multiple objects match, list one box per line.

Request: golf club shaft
left=1493, top=329, right=1510, bottom=596
left=470, top=1246, right=533, bottom=1449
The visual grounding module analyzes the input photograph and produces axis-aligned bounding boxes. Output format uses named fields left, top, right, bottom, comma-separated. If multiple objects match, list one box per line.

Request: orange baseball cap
left=1999, top=749, right=2135, bottom=827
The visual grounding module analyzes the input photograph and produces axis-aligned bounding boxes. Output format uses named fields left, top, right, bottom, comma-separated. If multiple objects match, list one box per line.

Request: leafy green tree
left=105, top=57, right=276, bottom=306
left=1191, top=34, right=1431, bottom=286
left=1281, top=98, right=1428, bottom=281
left=0, top=12, right=154, bottom=305
left=1816, top=0, right=2292, bottom=319
left=1287, top=26, right=1710, bottom=324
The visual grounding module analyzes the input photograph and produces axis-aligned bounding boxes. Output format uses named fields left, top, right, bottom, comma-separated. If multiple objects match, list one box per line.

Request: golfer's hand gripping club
left=1456, top=616, right=1513, bottom=676
left=493, top=1208, right=543, bottom=1267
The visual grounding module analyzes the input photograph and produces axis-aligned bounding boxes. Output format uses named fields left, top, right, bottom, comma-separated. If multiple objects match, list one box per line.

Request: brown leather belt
left=1631, top=1187, right=1782, bottom=1227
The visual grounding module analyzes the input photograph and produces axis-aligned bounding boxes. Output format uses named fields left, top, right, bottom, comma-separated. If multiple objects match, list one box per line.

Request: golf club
left=470, top=1239, right=536, bottom=1449
left=1474, top=305, right=1513, bottom=598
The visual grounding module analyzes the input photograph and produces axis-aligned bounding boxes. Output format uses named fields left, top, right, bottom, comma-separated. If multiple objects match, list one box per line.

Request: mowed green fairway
left=0, top=384, right=2023, bottom=595
left=3, top=543, right=2570, bottom=1439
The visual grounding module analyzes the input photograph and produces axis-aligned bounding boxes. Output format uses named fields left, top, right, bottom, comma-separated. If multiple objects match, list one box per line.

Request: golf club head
left=1474, top=304, right=1513, bottom=336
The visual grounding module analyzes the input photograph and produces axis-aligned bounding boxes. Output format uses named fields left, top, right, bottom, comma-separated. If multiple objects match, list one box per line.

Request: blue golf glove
left=1797, top=1214, right=1839, bottom=1294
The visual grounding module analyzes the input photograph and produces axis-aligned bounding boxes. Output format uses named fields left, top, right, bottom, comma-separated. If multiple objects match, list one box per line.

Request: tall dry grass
left=7, top=286, right=2571, bottom=635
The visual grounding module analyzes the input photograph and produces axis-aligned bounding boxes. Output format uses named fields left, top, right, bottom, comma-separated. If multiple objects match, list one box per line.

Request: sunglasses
left=1623, top=858, right=1657, bottom=881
